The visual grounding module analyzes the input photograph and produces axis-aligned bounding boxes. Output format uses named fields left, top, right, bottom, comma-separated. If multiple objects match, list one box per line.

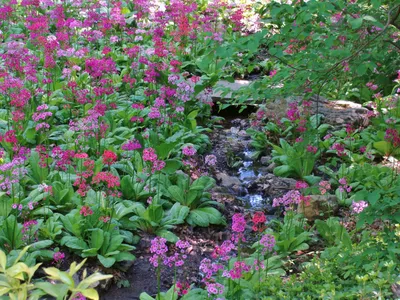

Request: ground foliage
left=0, top=0, right=399, bottom=299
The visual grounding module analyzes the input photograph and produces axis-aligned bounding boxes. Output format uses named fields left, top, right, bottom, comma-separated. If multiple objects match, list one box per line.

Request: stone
left=297, top=195, right=339, bottom=221
left=264, top=95, right=370, bottom=127
left=251, top=174, right=297, bottom=198
left=260, top=156, right=270, bottom=166
left=215, top=172, right=242, bottom=188
left=266, top=162, right=277, bottom=172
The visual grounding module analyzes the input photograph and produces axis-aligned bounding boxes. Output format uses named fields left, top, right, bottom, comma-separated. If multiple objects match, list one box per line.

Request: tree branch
left=384, top=39, right=400, bottom=51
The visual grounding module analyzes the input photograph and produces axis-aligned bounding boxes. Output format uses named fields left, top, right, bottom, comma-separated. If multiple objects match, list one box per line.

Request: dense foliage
left=0, top=0, right=399, bottom=299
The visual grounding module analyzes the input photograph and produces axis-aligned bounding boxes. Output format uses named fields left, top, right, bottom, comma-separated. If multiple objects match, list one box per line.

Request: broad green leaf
left=97, top=255, right=116, bottom=268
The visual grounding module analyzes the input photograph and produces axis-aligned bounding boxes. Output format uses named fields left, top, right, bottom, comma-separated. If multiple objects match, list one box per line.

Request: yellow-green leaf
left=80, top=288, right=99, bottom=300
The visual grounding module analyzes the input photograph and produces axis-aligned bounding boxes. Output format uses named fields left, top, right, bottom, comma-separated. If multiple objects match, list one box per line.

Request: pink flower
left=351, top=200, right=368, bottom=214
left=331, top=143, right=346, bottom=157
left=227, top=261, right=251, bottom=279
left=53, top=251, right=65, bottom=263
left=232, top=213, right=246, bottom=233
left=319, top=181, right=331, bottom=195
left=206, top=282, right=224, bottom=295
left=149, top=237, right=169, bottom=267
left=121, top=139, right=142, bottom=151
left=80, top=206, right=93, bottom=217
left=102, top=150, right=117, bottom=165
left=269, top=69, right=277, bottom=77
left=272, top=190, right=301, bottom=210
left=295, top=181, right=308, bottom=189
left=306, top=145, right=317, bottom=154
left=182, top=145, right=196, bottom=156
left=151, top=160, right=165, bottom=173
left=211, top=240, right=235, bottom=261
left=74, top=153, right=88, bottom=159
left=143, top=148, right=157, bottom=162
left=260, top=234, right=276, bottom=253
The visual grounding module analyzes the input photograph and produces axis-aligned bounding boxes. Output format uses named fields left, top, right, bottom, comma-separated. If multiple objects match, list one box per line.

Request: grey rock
left=266, top=162, right=277, bottom=172
left=264, top=95, right=370, bottom=127
left=215, top=172, right=242, bottom=187
left=260, top=156, right=270, bottom=166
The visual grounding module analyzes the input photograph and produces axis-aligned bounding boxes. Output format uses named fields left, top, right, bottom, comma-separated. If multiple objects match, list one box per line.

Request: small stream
left=237, top=148, right=270, bottom=208
left=220, top=119, right=272, bottom=210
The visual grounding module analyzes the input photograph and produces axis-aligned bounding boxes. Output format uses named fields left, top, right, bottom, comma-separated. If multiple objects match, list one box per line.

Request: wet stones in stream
left=210, top=116, right=299, bottom=212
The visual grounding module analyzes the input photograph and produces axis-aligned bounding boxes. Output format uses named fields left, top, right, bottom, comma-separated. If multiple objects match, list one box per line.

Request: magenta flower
left=143, top=148, right=157, bottom=162
left=232, top=213, right=246, bottom=233
left=182, top=145, right=196, bottom=156
left=149, top=237, right=168, bottom=267
left=53, top=251, right=65, bottom=263
left=121, top=139, right=142, bottom=151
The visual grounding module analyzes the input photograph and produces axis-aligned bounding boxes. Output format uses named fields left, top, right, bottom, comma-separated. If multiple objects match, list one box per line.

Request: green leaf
left=371, top=0, right=381, bottom=8
left=139, top=292, right=155, bottom=300
left=367, top=190, right=380, bottom=206
left=81, top=289, right=99, bottom=300
left=29, top=240, right=53, bottom=251
left=163, top=159, right=182, bottom=174
left=168, top=185, right=186, bottom=204
left=187, top=210, right=209, bottom=227
left=273, top=165, right=294, bottom=177
left=90, top=229, right=104, bottom=250
left=35, top=283, right=69, bottom=298
left=145, top=205, right=164, bottom=223
left=356, top=64, right=367, bottom=76
left=156, top=230, right=178, bottom=243
left=168, top=203, right=190, bottom=222
left=97, top=255, right=116, bottom=268
left=373, top=141, right=391, bottom=155
left=155, top=143, right=176, bottom=160
left=114, top=252, right=136, bottom=262
left=63, top=237, right=88, bottom=250
left=195, top=207, right=224, bottom=225
left=350, top=18, right=363, bottom=29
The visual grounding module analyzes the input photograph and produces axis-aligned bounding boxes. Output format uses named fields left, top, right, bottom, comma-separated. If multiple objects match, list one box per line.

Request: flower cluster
left=338, top=178, right=352, bottom=193
left=295, top=181, right=308, bottom=189
left=149, top=237, right=168, bottom=267
left=32, top=104, right=52, bottom=131
left=319, top=181, right=331, bottom=195
left=331, top=143, right=346, bottom=157
left=53, top=251, right=65, bottom=263
left=175, top=281, right=190, bottom=296
left=182, top=145, right=196, bottom=156
left=272, top=190, right=302, bottom=210
left=211, top=240, right=235, bottom=261
left=252, top=211, right=266, bottom=232
left=102, top=150, right=117, bottom=166
left=224, top=261, right=251, bottom=279
left=260, top=234, right=276, bottom=254
left=121, top=139, right=142, bottom=151
left=232, top=213, right=246, bottom=233
left=163, top=240, right=190, bottom=267
left=80, top=206, right=93, bottom=216
left=351, top=200, right=368, bottom=214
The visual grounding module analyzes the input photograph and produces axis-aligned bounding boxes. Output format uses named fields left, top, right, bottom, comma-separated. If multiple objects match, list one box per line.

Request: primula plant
left=0, top=0, right=398, bottom=298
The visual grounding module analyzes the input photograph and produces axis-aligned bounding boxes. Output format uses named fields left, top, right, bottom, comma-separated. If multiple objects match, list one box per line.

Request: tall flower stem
left=157, top=257, right=161, bottom=300
left=171, top=267, right=177, bottom=300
